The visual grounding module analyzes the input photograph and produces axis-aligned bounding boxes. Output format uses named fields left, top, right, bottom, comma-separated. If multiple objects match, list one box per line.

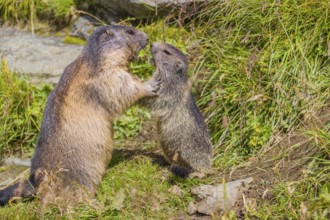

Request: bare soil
left=224, top=99, right=330, bottom=217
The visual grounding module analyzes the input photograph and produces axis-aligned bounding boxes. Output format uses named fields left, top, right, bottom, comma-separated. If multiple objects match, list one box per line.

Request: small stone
left=188, top=171, right=206, bottom=179
left=111, top=188, right=126, bottom=210
left=69, top=16, right=99, bottom=40
left=169, top=185, right=183, bottom=197
left=191, top=177, right=254, bottom=215
left=187, top=201, right=197, bottom=215
left=0, top=178, right=14, bottom=187
left=4, top=157, right=31, bottom=167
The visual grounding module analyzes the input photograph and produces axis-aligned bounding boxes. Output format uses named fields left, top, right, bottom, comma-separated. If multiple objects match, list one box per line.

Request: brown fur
left=141, top=42, right=213, bottom=178
left=0, top=25, right=159, bottom=206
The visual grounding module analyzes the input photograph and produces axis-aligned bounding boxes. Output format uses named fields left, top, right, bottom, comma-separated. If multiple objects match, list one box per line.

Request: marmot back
left=141, top=42, right=213, bottom=178
left=0, top=25, right=159, bottom=206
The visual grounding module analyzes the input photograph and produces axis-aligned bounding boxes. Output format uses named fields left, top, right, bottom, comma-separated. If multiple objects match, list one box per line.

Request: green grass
left=0, top=156, right=208, bottom=219
left=114, top=106, right=151, bottom=142
left=0, top=0, right=75, bottom=27
left=0, top=0, right=330, bottom=218
left=0, top=58, right=53, bottom=157
left=193, top=0, right=330, bottom=169
left=0, top=0, right=39, bottom=23
left=39, top=0, right=74, bottom=25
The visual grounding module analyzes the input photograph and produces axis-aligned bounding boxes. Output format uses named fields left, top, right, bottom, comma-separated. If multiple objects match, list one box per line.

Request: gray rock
left=0, top=157, right=31, bottom=187
left=190, top=177, right=253, bottom=215
left=187, top=201, right=197, bottom=215
left=169, top=185, right=184, bottom=197
left=0, top=26, right=83, bottom=84
left=0, top=178, right=14, bottom=187
left=69, top=16, right=99, bottom=40
left=95, top=0, right=206, bottom=20
left=0, top=166, right=28, bottom=187
left=4, top=157, right=31, bottom=167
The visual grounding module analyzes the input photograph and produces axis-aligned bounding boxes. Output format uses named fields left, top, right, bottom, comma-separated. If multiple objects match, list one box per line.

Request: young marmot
left=141, top=42, right=213, bottom=178
left=0, top=25, right=160, bottom=205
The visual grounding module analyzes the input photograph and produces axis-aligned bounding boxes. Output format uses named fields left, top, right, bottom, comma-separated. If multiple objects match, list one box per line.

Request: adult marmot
left=141, top=42, right=212, bottom=178
left=0, top=25, right=159, bottom=205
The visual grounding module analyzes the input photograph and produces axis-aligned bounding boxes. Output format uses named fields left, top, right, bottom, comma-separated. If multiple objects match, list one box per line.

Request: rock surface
left=69, top=16, right=99, bottom=40
left=187, top=201, right=198, bottom=215
left=189, top=177, right=254, bottom=215
left=0, top=27, right=83, bottom=84
left=0, top=157, right=31, bottom=187
left=169, top=185, right=184, bottom=197
left=4, top=157, right=31, bottom=167
left=95, top=0, right=205, bottom=20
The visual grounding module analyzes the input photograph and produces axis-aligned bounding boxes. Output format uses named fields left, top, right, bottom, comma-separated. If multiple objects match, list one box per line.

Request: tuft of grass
left=39, top=0, right=75, bottom=25
left=0, top=0, right=40, bottom=33
left=0, top=0, right=75, bottom=27
left=0, top=156, right=207, bottom=218
left=193, top=0, right=330, bottom=168
left=0, top=0, right=37, bottom=22
left=96, top=156, right=197, bottom=219
left=0, top=58, right=53, bottom=157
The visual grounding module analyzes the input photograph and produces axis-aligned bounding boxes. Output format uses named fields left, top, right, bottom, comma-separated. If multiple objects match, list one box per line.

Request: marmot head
left=84, top=25, right=148, bottom=67
left=150, top=42, right=188, bottom=81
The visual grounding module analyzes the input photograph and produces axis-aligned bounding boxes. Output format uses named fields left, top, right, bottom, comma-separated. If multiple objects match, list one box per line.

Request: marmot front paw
left=144, top=79, right=161, bottom=96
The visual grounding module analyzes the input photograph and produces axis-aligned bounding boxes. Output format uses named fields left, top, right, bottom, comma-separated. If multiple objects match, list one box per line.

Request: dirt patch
left=219, top=99, right=330, bottom=216
left=113, top=118, right=169, bottom=167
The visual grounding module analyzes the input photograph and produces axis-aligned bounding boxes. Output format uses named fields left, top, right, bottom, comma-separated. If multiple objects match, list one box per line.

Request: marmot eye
left=163, top=50, right=171, bottom=55
left=126, top=30, right=135, bottom=35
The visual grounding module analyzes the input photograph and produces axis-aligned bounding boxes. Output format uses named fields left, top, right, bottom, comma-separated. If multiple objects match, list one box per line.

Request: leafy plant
left=114, top=107, right=151, bottom=141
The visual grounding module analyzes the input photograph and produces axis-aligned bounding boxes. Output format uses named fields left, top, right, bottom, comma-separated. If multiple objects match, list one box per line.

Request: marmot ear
left=175, top=62, right=184, bottom=74
left=105, top=29, right=114, bottom=37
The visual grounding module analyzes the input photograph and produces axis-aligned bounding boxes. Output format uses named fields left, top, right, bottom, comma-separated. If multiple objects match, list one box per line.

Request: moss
left=63, top=35, right=86, bottom=45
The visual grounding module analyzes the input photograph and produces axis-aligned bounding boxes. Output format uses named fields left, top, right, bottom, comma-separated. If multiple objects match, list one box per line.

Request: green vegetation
left=0, top=156, right=209, bottom=219
left=194, top=0, right=330, bottom=168
left=63, top=35, right=86, bottom=45
left=114, top=106, right=151, bottom=141
left=0, top=0, right=75, bottom=26
left=0, top=0, right=329, bottom=218
left=44, top=0, right=74, bottom=21
left=246, top=125, right=330, bottom=219
left=0, top=58, right=53, bottom=157
left=0, top=0, right=39, bottom=24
